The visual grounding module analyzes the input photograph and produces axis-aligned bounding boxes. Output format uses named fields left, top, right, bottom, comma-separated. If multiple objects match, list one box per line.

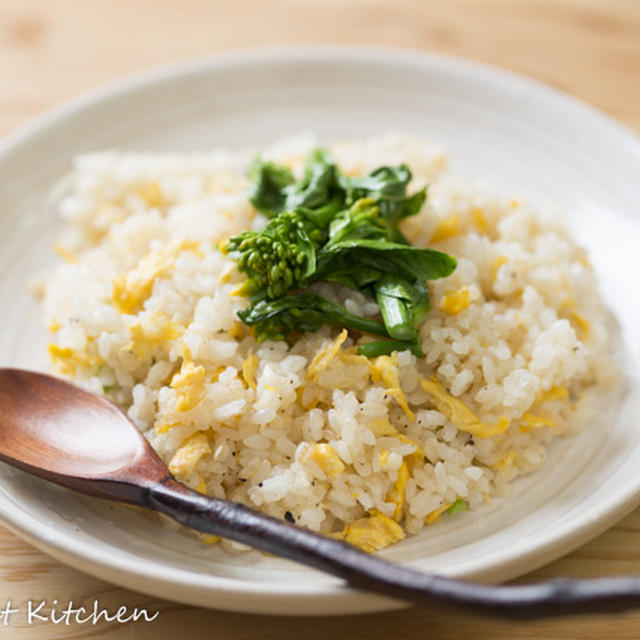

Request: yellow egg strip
left=135, top=181, right=165, bottom=208
left=419, top=376, right=510, bottom=438
left=570, top=311, right=590, bottom=340
left=471, top=207, right=488, bottom=233
left=303, top=443, right=345, bottom=478
left=307, top=329, right=348, bottom=381
left=491, top=255, right=508, bottom=282
left=112, top=239, right=199, bottom=314
left=367, top=418, right=398, bottom=436
left=168, top=431, right=211, bottom=481
left=53, top=244, right=78, bottom=263
left=47, top=344, right=99, bottom=377
left=386, top=461, right=409, bottom=521
left=227, top=321, right=245, bottom=339
left=229, top=281, right=250, bottom=297
left=521, top=385, right=568, bottom=432
left=519, top=412, right=556, bottom=432
left=431, top=215, right=460, bottom=242
left=153, top=418, right=180, bottom=435
left=425, top=503, right=452, bottom=525
left=540, top=386, right=569, bottom=403
left=171, top=360, right=207, bottom=412
left=242, top=353, right=259, bottom=390
left=439, top=287, right=470, bottom=315
left=124, top=313, right=183, bottom=360
left=47, top=320, right=61, bottom=333
left=371, top=355, right=415, bottom=421
left=296, top=387, right=319, bottom=410
left=333, top=511, right=405, bottom=552
left=491, top=449, right=517, bottom=473
left=218, top=261, right=237, bottom=284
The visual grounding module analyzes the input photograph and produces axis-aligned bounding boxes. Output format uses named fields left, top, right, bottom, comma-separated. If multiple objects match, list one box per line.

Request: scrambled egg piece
left=53, top=244, right=78, bottom=263
left=570, top=311, right=590, bottom=340
left=431, top=215, right=460, bottom=243
left=519, top=412, right=556, bottom=432
left=426, top=503, right=452, bottom=525
left=47, top=344, right=98, bottom=377
left=47, top=320, right=61, bottom=333
left=218, top=261, right=237, bottom=284
left=171, top=360, right=207, bottom=412
left=339, top=350, right=371, bottom=368
left=112, top=239, right=198, bottom=314
left=471, top=207, right=488, bottom=233
left=124, top=313, right=183, bottom=360
left=334, top=511, right=405, bottom=552
left=169, top=431, right=211, bottom=481
left=153, top=418, right=180, bottom=435
left=439, top=287, right=470, bottom=315
left=420, top=376, right=510, bottom=438
left=307, top=329, right=348, bottom=380
left=303, top=444, right=345, bottom=478
left=228, top=321, right=245, bottom=339
left=367, top=418, right=398, bottom=436
left=229, top=281, right=250, bottom=297
left=491, top=255, right=508, bottom=282
left=242, top=353, right=259, bottom=390
left=371, top=355, right=415, bottom=421
left=541, top=386, right=569, bottom=402
left=518, top=385, right=568, bottom=432
left=386, top=461, right=409, bottom=521
left=207, top=366, right=225, bottom=384
left=492, top=449, right=517, bottom=474
left=296, top=387, right=319, bottom=411
left=135, top=181, right=164, bottom=208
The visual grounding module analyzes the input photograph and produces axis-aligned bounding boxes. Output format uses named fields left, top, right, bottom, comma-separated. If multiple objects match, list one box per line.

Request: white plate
left=0, top=46, right=639, bottom=616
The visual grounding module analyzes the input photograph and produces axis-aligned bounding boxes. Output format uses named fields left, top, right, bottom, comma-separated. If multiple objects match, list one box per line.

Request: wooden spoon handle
left=145, top=477, right=640, bottom=618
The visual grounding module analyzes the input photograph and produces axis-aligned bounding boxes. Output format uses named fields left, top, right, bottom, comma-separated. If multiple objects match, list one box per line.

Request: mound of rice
left=36, top=134, right=616, bottom=553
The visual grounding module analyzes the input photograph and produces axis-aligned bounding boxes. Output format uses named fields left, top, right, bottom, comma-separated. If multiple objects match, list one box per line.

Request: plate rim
left=1, top=44, right=640, bottom=615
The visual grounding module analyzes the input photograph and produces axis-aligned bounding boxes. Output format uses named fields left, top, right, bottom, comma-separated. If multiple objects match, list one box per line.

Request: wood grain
left=0, top=0, right=639, bottom=637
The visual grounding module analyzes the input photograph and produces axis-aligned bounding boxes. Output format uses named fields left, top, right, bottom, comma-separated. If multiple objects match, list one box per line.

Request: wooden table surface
left=1, top=1, right=639, bottom=637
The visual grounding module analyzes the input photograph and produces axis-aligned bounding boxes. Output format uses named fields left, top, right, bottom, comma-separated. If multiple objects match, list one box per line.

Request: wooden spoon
left=0, top=367, right=638, bottom=618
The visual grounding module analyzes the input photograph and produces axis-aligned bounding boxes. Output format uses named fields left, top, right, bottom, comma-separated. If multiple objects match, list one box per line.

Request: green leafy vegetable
left=446, top=499, right=468, bottom=516
left=338, top=165, right=426, bottom=243
left=357, top=339, right=424, bottom=359
left=238, top=294, right=388, bottom=343
left=227, top=148, right=457, bottom=356
left=247, top=159, right=294, bottom=216
left=102, top=384, right=120, bottom=394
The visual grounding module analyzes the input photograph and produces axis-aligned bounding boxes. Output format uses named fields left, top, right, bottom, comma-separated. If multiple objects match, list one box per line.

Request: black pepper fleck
left=284, top=511, right=295, bottom=523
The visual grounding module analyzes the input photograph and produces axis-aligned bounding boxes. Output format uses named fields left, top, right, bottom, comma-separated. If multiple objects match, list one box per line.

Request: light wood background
left=1, top=0, right=639, bottom=637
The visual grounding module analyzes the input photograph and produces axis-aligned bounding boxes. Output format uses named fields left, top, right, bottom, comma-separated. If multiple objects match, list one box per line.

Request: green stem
left=375, top=290, right=416, bottom=341
left=357, top=340, right=423, bottom=358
